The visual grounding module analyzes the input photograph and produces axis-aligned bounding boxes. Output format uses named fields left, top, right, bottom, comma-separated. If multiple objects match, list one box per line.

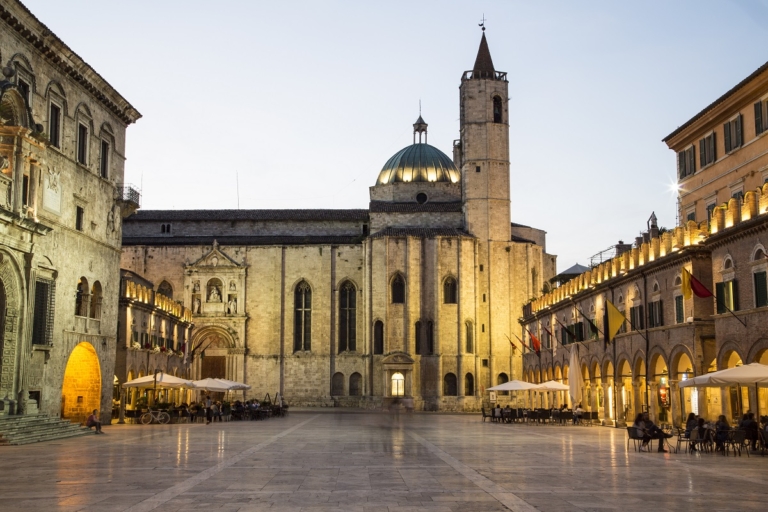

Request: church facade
left=121, top=34, right=556, bottom=410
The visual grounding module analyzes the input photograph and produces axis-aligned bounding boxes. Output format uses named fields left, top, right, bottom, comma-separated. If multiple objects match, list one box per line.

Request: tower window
left=49, top=103, right=61, bottom=148
left=493, top=96, right=502, bottom=123
left=475, top=166, right=481, bottom=173
left=373, top=320, right=384, bottom=354
left=338, top=281, right=356, bottom=352
left=100, top=140, right=110, bottom=178
left=294, top=281, right=312, bottom=352
left=75, top=206, right=84, bottom=231
left=443, top=277, right=457, bottom=304
left=77, top=123, right=89, bottom=165
left=391, top=274, right=405, bottom=304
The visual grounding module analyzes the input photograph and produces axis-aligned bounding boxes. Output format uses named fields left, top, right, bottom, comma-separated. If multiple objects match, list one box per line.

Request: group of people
left=684, top=411, right=765, bottom=452
left=633, top=412, right=674, bottom=452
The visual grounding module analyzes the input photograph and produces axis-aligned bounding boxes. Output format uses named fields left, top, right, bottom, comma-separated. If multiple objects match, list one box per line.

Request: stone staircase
left=0, top=415, right=94, bottom=445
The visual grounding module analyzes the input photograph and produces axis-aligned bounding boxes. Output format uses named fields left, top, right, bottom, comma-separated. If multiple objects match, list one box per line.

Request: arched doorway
left=722, top=350, right=745, bottom=424
left=61, top=342, right=102, bottom=424
left=617, top=359, right=633, bottom=423
left=675, top=352, right=696, bottom=420
left=603, top=360, right=614, bottom=424
left=651, top=354, right=669, bottom=424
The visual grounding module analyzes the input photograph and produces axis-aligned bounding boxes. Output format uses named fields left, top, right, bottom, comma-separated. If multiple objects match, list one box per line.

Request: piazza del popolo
left=120, top=33, right=556, bottom=411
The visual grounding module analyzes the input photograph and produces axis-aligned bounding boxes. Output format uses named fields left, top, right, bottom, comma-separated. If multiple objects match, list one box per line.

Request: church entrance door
left=201, top=356, right=226, bottom=400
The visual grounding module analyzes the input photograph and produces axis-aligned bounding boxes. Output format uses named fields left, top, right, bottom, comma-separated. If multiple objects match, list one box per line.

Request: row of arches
left=390, top=274, right=458, bottom=304
left=331, top=371, right=363, bottom=396
left=443, top=372, right=475, bottom=396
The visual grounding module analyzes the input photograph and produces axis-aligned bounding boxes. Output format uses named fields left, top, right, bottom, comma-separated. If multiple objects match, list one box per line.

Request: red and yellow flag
left=681, top=268, right=713, bottom=299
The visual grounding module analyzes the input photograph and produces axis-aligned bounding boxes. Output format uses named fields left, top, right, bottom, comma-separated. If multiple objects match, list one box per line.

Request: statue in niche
left=193, top=281, right=200, bottom=293
left=229, top=281, right=236, bottom=291
left=227, top=298, right=237, bottom=314
left=193, top=297, right=201, bottom=314
left=208, top=286, right=221, bottom=302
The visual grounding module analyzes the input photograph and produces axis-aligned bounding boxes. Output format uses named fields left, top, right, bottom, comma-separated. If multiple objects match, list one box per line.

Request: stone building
left=0, top=1, right=140, bottom=424
left=121, top=33, right=556, bottom=411
left=521, top=58, right=768, bottom=427
left=116, top=270, right=193, bottom=413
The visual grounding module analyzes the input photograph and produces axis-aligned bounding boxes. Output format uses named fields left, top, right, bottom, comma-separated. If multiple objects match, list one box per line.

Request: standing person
left=86, top=409, right=103, bottom=434
left=205, top=395, right=213, bottom=425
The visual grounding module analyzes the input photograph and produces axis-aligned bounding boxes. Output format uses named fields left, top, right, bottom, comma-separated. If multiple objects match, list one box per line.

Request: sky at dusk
left=21, top=0, right=768, bottom=271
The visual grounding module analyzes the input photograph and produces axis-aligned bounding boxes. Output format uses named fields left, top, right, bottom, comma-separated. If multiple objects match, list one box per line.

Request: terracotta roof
left=127, top=209, right=369, bottom=222
left=370, top=227, right=473, bottom=238
left=122, top=235, right=364, bottom=247
left=472, top=33, right=496, bottom=78
left=369, top=201, right=462, bottom=213
left=663, top=59, right=768, bottom=143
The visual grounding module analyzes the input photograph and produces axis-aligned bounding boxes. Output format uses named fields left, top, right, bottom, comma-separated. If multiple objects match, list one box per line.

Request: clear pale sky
left=22, top=0, right=768, bottom=271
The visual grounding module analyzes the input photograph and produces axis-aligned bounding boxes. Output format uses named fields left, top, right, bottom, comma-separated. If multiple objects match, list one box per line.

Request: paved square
left=0, top=412, right=766, bottom=511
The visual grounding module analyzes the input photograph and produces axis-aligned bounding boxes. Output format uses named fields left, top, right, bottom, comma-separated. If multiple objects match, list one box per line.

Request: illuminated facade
left=121, top=34, right=556, bottom=411
left=0, top=0, right=140, bottom=423
left=521, top=59, right=768, bottom=427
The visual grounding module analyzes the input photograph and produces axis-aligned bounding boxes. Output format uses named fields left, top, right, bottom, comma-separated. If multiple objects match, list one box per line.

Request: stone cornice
left=0, top=1, right=141, bottom=125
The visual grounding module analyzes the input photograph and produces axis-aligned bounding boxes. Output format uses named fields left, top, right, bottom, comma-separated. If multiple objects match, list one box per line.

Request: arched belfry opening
left=413, top=115, right=428, bottom=144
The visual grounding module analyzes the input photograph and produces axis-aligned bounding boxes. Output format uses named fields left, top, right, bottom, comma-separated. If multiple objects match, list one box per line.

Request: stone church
left=121, top=33, right=556, bottom=410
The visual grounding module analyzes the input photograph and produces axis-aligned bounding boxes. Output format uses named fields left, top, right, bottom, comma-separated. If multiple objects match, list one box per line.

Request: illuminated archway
left=61, top=342, right=101, bottom=424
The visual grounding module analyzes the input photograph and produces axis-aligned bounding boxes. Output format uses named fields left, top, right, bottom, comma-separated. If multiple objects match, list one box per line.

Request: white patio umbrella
left=678, top=363, right=768, bottom=388
left=487, top=380, right=539, bottom=391
left=191, top=378, right=232, bottom=393
left=122, top=373, right=195, bottom=389
left=215, top=378, right=251, bottom=390
left=534, top=380, right=570, bottom=391
left=679, top=363, right=768, bottom=421
left=569, top=345, right=583, bottom=407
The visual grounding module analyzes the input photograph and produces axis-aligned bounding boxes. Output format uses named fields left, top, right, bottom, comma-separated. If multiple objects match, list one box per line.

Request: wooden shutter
left=730, top=280, right=739, bottom=311
left=678, top=151, right=686, bottom=179
left=755, top=101, right=764, bottom=136
left=675, top=295, right=684, bottom=323
left=710, top=132, right=716, bottom=162
left=687, top=147, right=695, bottom=175
left=716, top=282, right=726, bottom=314
left=754, top=272, right=768, bottom=308
left=724, top=122, right=731, bottom=153
left=736, top=114, right=743, bottom=147
left=638, top=305, right=645, bottom=330
left=657, top=300, right=663, bottom=326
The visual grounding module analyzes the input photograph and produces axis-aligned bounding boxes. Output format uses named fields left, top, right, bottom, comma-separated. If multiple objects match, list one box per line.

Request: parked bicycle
left=140, top=408, right=171, bottom=425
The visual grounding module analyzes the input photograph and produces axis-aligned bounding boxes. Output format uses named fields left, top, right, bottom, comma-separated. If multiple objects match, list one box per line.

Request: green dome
left=376, top=143, right=460, bottom=185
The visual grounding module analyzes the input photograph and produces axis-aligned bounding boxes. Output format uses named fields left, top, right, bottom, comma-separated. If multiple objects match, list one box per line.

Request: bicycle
left=140, top=409, right=171, bottom=425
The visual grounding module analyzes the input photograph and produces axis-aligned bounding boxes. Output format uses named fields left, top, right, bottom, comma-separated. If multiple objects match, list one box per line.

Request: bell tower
left=459, top=31, right=510, bottom=241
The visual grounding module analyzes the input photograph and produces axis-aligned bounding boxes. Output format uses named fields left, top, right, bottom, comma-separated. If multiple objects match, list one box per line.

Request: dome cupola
left=376, top=117, right=460, bottom=185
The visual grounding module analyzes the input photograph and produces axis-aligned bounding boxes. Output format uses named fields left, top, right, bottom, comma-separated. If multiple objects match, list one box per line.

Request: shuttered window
left=677, top=146, right=696, bottom=179
left=716, top=280, right=739, bottom=314
left=699, top=132, right=716, bottom=167
left=31, top=279, right=55, bottom=345
left=724, top=114, right=743, bottom=153
left=755, top=100, right=766, bottom=136
left=675, top=295, right=684, bottom=324
left=648, top=300, right=664, bottom=328
left=629, top=305, right=645, bottom=330
left=754, top=272, right=768, bottom=308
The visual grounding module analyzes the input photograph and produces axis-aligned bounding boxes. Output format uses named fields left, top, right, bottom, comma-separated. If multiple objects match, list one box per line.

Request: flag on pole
left=526, top=329, right=541, bottom=355
left=604, top=299, right=626, bottom=344
left=569, top=344, right=582, bottom=406
left=681, top=268, right=714, bottom=299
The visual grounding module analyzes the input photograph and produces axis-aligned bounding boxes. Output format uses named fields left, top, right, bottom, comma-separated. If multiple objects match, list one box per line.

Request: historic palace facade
left=121, top=34, right=556, bottom=411
left=521, top=59, right=768, bottom=427
left=0, top=0, right=140, bottom=424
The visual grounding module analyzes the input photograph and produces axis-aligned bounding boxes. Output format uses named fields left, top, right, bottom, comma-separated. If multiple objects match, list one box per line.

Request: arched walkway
left=61, top=342, right=101, bottom=424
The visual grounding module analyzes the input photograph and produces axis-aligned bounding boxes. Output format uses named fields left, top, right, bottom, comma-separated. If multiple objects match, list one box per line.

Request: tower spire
left=472, top=31, right=496, bottom=79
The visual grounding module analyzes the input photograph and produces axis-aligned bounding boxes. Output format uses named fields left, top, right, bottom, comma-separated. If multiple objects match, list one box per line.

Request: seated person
left=714, top=415, right=730, bottom=451
left=640, top=412, right=672, bottom=452
left=86, top=409, right=103, bottom=434
left=684, top=412, right=697, bottom=439
left=690, top=417, right=710, bottom=451
left=740, top=412, right=759, bottom=451
left=573, top=403, right=584, bottom=424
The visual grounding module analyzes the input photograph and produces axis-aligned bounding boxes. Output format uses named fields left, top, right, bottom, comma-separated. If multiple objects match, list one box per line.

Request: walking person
left=205, top=395, right=213, bottom=425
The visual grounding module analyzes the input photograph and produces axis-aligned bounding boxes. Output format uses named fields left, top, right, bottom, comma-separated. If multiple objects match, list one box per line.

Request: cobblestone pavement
left=0, top=412, right=766, bottom=511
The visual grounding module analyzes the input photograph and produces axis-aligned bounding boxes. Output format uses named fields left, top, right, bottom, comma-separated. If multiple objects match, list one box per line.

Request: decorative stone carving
left=193, top=297, right=201, bottom=314
left=227, top=298, right=237, bottom=314
left=208, top=286, right=220, bottom=302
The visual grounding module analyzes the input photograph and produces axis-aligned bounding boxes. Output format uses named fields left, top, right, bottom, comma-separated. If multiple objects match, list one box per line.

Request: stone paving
left=0, top=412, right=766, bottom=511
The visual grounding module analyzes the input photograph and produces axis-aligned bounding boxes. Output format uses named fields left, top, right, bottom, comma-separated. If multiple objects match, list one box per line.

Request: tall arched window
left=426, top=321, right=434, bottom=354
left=443, top=277, right=457, bottom=304
left=465, top=373, right=475, bottom=396
left=493, top=96, right=503, bottom=123
left=391, top=274, right=405, bottom=304
left=89, top=281, right=102, bottom=319
left=497, top=373, right=509, bottom=396
left=339, top=281, right=356, bottom=352
left=443, top=373, right=457, bottom=396
left=75, top=277, right=89, bottom=316
left=349, top=372, right=362, bottom=396
left=331, top=372, right=344, bottom=396
left=373, top=320, right=384, bottom=354
left=465, top=321, right=474, bottom=353
left=157, top=280, right=173, bottom=299
left=294, top=281, right=312, bottom=352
